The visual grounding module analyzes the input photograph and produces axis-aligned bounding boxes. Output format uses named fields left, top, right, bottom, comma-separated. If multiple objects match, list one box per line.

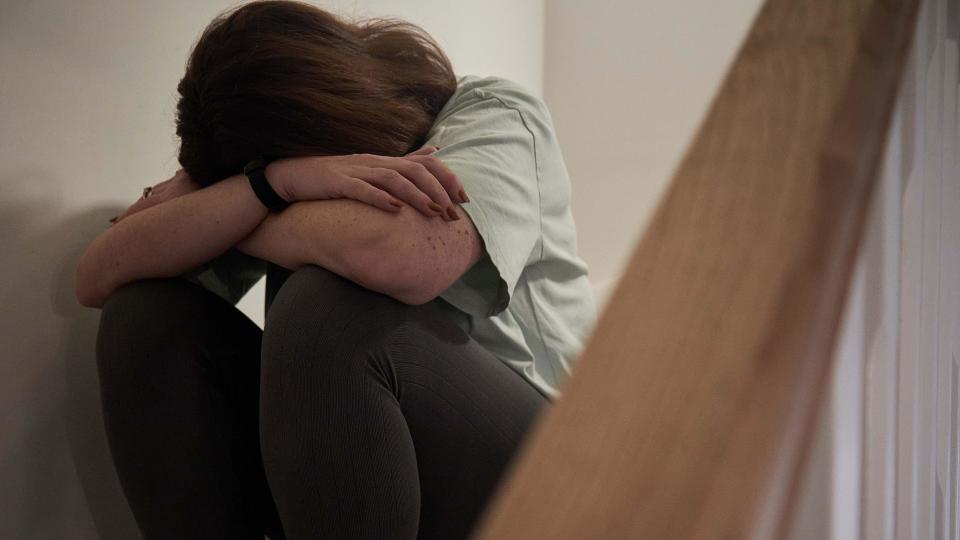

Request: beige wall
left=543, top=0, right=763, bottom=306
left=0, top=1, right=542, bottom=537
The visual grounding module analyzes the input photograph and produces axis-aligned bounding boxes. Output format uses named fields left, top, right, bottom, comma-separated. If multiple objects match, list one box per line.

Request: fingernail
left=459, top=188, right=470, bottom=203
left=428, top=201, right=443, bottom=213
left=389, top=198, right=403, bottom=208
left=447, top=206, right=460, bottom=220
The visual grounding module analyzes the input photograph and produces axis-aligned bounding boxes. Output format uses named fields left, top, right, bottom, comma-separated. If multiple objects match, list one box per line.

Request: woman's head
left=176, top=0, right=456, bottom=186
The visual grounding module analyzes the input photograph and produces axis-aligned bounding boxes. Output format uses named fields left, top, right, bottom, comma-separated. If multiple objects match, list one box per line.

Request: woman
left=76, top=1, right=596, bottom=538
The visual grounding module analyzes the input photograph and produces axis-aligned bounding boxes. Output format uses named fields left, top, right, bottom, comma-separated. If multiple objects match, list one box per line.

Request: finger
left=404, top=153, right=468, bottom=204
left=405, top=145, right=439, bottom=157
left=116, top=191, right=165, bottom=222
left=174, top=168, right=195, bottom=184
left=340, top=178, right=404, bottom=214
left=384, top=157, right=458, bottom=218
left=354, top=154, right=455, bottom=220
left=111, top=204, right=136, bottom=224
left=152, top=173, right=178, bottom=190
left=358, top=167, right=445, bottom=219
left=122, top=196, right=157, bottom=217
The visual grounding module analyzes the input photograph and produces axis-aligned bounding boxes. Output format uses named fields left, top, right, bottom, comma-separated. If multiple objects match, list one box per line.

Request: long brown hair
left=175, top=0, right=457, bottom=186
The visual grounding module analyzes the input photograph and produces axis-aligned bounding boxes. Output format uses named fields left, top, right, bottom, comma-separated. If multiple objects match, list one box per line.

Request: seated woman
left=75, top=1, right=597, bottom=538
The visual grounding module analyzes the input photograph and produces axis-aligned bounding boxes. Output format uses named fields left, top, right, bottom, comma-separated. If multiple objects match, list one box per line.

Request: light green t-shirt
left=422, top=74, right=597, bottom=400
left=184, top=74, right=597, bottom=401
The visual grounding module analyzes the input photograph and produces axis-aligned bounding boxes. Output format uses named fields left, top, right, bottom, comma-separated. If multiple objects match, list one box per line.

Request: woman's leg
left=96, top=277, right=285, bottom=539
left=260, top=265, right=549, bottom=540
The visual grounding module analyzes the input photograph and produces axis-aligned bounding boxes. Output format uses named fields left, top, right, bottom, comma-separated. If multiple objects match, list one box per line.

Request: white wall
left=788, top=0, right=960, bottom=538
left=0, top=1, right=542, bottom=537
left=543, top=0, right=764, bottom=307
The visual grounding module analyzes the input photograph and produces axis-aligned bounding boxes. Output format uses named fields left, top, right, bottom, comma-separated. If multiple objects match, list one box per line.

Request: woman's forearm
left=235, top=198, right=482, bottom=305
left=75, top=173, right=269, bottom=308
left=235, top=200, right=374, bottom=276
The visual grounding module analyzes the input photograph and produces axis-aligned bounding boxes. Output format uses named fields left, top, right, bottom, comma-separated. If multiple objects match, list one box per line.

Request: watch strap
left=243, top=157, right=289, bottom=212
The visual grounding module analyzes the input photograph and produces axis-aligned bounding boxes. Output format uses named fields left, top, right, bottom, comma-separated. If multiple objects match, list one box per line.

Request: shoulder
left=433, top=74, right=552, bottom=133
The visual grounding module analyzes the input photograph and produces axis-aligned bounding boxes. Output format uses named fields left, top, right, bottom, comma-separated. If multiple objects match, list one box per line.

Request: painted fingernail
left=459, top=188, right=470, bottom=203
left=447, top=206, right=460, bottom=220
left=428, top=201, right=444, bottom=213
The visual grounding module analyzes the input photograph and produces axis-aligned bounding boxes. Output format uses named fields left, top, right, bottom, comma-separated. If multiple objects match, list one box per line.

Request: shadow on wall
left=0, top=170, right=139, bottom=539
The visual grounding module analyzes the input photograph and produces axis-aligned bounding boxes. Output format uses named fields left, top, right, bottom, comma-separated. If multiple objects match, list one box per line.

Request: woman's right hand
left=266, top=146, right=469, bottom=221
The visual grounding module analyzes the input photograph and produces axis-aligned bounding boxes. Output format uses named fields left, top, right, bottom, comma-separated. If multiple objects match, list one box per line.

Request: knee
left=95, top=278, right=209, bottom=388
left=262, top=265, right=408, bottom=372
left=97, top=279, right=171, bottom=358
left=264, top=265, right=406, bottom=339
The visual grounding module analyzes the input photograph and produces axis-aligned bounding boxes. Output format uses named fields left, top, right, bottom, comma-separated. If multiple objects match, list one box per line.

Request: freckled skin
left=239, top=199, right=484, bottom=304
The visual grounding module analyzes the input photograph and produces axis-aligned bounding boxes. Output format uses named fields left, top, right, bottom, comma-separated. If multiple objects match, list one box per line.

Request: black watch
left=243, top=157, right=289, bottom=212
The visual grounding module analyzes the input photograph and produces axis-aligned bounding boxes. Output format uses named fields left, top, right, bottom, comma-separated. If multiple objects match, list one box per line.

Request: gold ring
left=142, top=186, right=153, bottom=198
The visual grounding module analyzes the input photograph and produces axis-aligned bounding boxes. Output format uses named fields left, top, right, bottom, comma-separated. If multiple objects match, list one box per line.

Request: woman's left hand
left=111, top=168, right=200, bottom=225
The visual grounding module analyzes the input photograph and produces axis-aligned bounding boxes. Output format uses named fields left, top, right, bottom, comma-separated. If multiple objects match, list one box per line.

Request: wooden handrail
left=470, top=0, right=921, bottom=538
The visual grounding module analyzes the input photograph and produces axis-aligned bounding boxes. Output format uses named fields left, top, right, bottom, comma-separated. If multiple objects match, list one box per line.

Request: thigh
left=390, top=301, right=550, bottom=540
left=261, top=265, right=548, bottom=540
left=97, top=277, right=265, bottom=432
left=97, top=277, right=284, bottom=539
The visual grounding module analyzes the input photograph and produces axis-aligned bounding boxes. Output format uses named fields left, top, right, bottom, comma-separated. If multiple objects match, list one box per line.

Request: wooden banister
left=470, top=0, right=921, bottom=538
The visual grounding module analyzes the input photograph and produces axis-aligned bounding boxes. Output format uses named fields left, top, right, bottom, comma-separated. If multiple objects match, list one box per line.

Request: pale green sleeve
left=426, top=96, right=541, bottom=318
left=180, top=248, right=267, bottom=306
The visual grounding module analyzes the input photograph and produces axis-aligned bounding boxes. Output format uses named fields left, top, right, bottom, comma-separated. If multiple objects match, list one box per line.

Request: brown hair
left=175, top=0, right=457, bottom=186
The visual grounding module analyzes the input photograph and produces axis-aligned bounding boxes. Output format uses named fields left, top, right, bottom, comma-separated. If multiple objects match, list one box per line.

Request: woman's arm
left=235, top=198, right=484, bottom=305
left=76, top=148, right=466, bottom=308
left=75, top=173, right=269, bottom=308
left=234, top=148, right=481, bottom=305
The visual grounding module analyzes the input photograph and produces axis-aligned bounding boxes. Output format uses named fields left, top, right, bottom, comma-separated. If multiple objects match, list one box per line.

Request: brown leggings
left=95, top=264, right=549, bottom=539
